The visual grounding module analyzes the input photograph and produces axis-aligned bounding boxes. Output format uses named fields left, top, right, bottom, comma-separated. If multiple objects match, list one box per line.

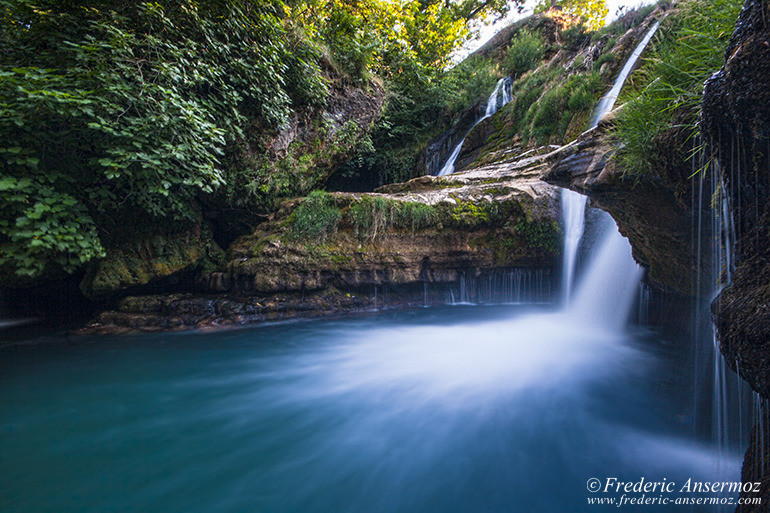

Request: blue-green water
left=1, top=306, right=742, bottom=512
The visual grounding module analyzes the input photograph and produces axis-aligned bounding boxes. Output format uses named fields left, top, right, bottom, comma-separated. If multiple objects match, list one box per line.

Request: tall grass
left=348, top=196, right=437, bottom=241
left=290, top=191, right=342, bottom=242
left=615, top=0, right=742, bottom=178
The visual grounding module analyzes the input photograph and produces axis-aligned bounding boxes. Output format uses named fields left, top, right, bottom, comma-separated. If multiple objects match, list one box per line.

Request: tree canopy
left=0, top=0, right=522, bottom=280
left=535, top=0, right=609, bottom=30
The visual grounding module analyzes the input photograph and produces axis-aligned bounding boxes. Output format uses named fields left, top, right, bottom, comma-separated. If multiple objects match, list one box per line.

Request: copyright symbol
left=587, top=478, right=602, bottom=493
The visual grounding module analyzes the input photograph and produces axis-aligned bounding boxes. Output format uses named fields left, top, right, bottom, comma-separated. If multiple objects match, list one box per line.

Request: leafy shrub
left=504, top=30, right=545, bottom=77
left=290, top=191, right=342, bottom=242
left=0, top=1, right=327, bottom=278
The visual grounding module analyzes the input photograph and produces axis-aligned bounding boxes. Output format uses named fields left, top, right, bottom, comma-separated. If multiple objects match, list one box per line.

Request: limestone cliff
left=84, top=158, right=560, bottom=333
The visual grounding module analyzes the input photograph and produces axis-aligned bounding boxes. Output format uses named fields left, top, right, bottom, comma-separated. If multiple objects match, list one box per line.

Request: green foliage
left=0, top=176, right=104, bottom=277
left=292, top=0, right=523, bottom=80
left=512, top=70, right=601, bottom=143
left=503, top=30, right=545, bottom=77
left=395, top=202, right=439, bottom=232
left=535, top=0, right=609, bottom=31
left=615, top=0, right=742, bottom=178
left=0, top=0, right=326, bottom=278
left=290, top=191, right=342, bottom=242
left=348, top=196, right=437, bottom=240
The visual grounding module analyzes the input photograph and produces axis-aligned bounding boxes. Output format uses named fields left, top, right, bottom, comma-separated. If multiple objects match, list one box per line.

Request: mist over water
left=1, top=299, right=743, bottom=513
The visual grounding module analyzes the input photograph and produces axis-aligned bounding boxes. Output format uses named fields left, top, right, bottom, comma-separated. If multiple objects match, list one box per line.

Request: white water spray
left=569, top=215, right=644, bottom=331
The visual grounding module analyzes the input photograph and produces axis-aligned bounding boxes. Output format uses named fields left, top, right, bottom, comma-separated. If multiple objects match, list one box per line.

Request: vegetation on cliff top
left=615, top=0, right=743, bottom=180
left=534, top=0, right=609, bottom=31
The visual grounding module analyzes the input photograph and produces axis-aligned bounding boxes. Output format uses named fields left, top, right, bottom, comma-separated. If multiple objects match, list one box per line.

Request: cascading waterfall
left=561, top=21, right=661, bottom=303
left=437, top=77, right=512, bottom=177
left=691, top=142, right=751, bottom=496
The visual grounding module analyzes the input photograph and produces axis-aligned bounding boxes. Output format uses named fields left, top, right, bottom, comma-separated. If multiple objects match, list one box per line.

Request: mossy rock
left=80, top=231, right=224, bottom=298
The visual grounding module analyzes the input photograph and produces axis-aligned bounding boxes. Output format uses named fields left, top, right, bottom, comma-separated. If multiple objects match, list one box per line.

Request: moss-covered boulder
left=80, top=231, right=224, bottom=298
left=209, top=160, right=560, bottom=296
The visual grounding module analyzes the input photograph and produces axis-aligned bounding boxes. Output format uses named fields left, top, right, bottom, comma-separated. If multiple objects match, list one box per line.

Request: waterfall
left=692, top=147, right=748, bottom=481
left=437, top=77, right=512, bottom=177
left=560, top=190, right=586, bottom=303
left=560, top=21, right=662, bottom=303
left=440, top=268, right=553, bottom=306
left=589, top=21, right=661, bottom=129
left=568, top=214, right=643, bottom=331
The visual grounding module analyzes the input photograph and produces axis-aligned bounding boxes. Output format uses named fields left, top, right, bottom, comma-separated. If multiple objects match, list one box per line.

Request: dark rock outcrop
left=542, top=119, right=701, bottom=295
left=83, top=290, right=377, bottom=334
left=79, top=230, right=224, bottom=299
left=703, top=0, right=770, bottom=400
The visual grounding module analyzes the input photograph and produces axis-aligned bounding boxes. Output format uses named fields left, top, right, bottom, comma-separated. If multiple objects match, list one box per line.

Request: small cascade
left=560, top=20, right=662, bottom=303
left=636, top=282, right=652, bottom=326
left=437, top=77, right=512, bottom=177
left=687, top=136, right=754, bottom=505
left=589, top=21, right=661, bottom=128
left=441, top=268, right=553, bottom=306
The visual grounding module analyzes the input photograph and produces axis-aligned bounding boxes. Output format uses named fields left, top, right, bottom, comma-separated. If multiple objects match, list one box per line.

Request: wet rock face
left=702, top=0, right=770, bottom=241
left=268, top=74, right=385, bottom=161
left=82, top=291, right=377, bottom=334
left=737, top=404, right=770, bottom=513
left=702, top=0, right=770, bottom=400
left=542, top=122, right=701, bottom=295
left=713, top=219, right=770, bottom=398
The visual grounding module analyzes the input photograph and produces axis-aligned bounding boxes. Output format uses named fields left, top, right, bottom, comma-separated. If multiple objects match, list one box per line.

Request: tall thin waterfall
left=691, top=144, right=750, bottom=486
left=561, top=21, right=661, bottom=303
left=437, top=77, right=512, bottom=177
left=561, top=191, right=586, bottom=302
